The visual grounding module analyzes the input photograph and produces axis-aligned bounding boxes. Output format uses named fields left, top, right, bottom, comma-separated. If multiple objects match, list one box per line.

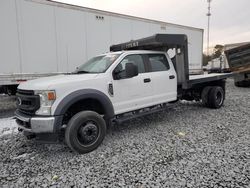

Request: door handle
left=144, top=78, right=151, bottom=83
left=169, top=75, right=175, bottom=79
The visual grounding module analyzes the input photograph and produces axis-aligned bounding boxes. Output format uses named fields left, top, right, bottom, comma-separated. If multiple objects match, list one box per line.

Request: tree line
left=203, top=44, right=224, bottom=66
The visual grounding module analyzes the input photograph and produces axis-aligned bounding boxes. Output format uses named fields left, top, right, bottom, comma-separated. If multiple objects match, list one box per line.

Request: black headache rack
left=110, top=34, right=233, bottom=90
left=110, top=34, right=190, bottom=89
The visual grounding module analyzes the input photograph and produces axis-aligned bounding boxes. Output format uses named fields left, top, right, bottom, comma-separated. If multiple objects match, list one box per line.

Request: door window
left=148, top=54, right=170, bottom=72
left=114, top=54, right=145, bottom=79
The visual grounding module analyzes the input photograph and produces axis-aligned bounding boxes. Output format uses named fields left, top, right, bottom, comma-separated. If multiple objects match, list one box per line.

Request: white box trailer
left=0, top=0, right=204, bottom=94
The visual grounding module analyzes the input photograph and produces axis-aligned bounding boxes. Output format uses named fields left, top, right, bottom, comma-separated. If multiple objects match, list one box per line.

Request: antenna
left=206, top=0, right=212, bottom=57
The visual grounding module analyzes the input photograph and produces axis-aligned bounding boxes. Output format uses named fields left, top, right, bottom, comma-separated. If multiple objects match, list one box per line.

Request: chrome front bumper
left=15, top=111, right=55, bottom=133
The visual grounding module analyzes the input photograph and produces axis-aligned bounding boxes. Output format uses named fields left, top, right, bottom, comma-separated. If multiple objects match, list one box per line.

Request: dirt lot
left=0, top=79, right=249, bottom=187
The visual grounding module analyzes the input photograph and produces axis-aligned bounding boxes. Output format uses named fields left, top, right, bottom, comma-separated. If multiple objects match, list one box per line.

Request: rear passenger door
left=146, top=53, right=177, bottom=104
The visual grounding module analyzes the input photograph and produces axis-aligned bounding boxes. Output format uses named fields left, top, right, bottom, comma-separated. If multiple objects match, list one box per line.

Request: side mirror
left=125, top=63, right=138, bottom=78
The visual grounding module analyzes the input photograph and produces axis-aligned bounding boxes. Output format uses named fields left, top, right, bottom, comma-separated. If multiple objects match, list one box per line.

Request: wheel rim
left=77, top=121, right=99, bottom=146
left=216, top=91, right=223, bottom=106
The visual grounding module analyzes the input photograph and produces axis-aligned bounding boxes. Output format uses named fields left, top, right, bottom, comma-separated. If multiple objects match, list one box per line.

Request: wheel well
left=62, top=98, right=105, bottom=124
left=180, top=79, right=226, bottom=101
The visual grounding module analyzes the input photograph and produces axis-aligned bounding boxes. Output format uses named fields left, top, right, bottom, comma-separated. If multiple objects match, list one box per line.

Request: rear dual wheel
left=65, top=111, right=106, bottom=154
left=202, top=86, right=225, bottom=109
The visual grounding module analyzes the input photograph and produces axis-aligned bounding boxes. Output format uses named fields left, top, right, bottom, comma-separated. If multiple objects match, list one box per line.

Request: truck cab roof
left=101, top=50, right=167, bottom=56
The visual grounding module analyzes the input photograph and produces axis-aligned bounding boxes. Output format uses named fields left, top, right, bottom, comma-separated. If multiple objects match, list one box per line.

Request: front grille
left=21, top=100, right=32, bottom=105
left=16, top=89, right=40, bottom=115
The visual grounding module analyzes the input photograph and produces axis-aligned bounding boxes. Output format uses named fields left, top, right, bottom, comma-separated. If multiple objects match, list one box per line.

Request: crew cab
left=15, top=34, right=232, bottom=153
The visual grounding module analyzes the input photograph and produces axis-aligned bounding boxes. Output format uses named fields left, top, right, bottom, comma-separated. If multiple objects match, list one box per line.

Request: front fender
left=54, top=89, right=115, bottom=118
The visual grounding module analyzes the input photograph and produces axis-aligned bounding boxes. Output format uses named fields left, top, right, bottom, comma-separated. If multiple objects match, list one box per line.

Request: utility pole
left=206, top=0, right=212, bottom=58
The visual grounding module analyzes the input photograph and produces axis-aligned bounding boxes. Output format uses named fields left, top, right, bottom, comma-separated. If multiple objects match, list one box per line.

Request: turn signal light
left=48, top=92, right=56, bottom=100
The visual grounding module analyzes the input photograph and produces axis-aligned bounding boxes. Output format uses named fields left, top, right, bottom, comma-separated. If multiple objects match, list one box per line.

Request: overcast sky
left=55, top=0, right=250, bottom=49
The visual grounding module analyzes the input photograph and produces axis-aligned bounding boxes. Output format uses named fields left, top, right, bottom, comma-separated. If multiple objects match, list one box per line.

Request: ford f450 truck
left=15, top=34, right=232, bottom=153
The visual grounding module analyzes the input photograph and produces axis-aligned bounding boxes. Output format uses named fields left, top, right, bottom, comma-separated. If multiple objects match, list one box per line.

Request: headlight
left=34, top=90, right=56, bottom=115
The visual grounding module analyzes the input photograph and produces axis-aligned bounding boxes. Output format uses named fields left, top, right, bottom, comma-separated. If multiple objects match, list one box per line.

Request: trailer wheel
left=4, top=85, right=17, bottom=96
left=208, top=86, right=225, bottom=109
left=234, top=81, right=250, bottom=87
left=234, top=81, right=241, bottom=87
left=65, top=111, right=106, bottom=154
left=201, top=86, right=212, bottom=107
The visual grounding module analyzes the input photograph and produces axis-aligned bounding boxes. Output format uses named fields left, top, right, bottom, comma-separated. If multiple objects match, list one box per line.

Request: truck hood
left=18, top=74, right=99, bottom=90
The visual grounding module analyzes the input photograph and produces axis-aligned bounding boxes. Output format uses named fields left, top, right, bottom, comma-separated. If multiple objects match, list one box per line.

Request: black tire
left=234, top=81, right=241, bottom=87
left=65, top=111, right=106, bottom=154
left=201, top=86, right=212, bottom=107
left=5, top=85, right=17, bottom=96
left=234, top=80, right=250, bottom=87
left=208, top=86, right=225, bottom=109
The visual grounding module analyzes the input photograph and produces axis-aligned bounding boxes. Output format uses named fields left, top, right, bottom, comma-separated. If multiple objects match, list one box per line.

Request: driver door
left=111, top=54, right=153, bottom=115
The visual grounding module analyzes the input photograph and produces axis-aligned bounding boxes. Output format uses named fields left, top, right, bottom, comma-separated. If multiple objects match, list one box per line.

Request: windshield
left=75, top=54, right=120, bottom=74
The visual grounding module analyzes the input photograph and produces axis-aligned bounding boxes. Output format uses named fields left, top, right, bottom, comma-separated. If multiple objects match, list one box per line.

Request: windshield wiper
left=75, top=70, right=90, bottom=74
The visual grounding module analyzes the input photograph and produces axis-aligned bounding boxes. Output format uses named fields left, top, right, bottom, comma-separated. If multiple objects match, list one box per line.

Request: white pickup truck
left=15, top=34, right=232, bottom=153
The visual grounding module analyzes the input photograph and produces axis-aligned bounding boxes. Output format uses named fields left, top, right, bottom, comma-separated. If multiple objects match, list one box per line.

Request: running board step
left=113, top=105, right=168, bottom=125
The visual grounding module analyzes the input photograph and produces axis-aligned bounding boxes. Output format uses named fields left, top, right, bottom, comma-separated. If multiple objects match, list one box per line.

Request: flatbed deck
left=187, top=73, right=233, bottom=87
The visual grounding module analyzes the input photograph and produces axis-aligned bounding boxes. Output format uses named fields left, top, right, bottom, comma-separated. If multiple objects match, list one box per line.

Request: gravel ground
left=0, top=79, right=249, bottom=187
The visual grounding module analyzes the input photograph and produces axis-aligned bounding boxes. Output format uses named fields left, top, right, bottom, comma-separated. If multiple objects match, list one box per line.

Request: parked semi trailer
left=224, top=43, right=250, bottom=87
left=0, top=0, right=203, bottom=94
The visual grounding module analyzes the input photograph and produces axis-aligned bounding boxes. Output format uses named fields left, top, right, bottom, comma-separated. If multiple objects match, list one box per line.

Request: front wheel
left=65, top=111, right=106, bottom=154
